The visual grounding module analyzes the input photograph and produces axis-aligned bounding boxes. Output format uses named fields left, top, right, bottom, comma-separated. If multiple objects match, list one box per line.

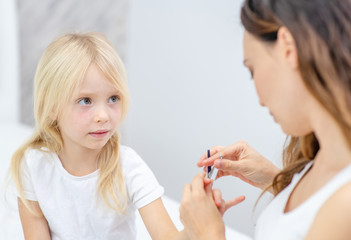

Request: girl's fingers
left=212, top=190, right=246, bottom=216
left=191, top=172, right=206, bottom=192
left=212, top=189, right=223, bottom=207
left=203, top=176, right=213, bottom=186
left=182, top=183, right=192, bottom=198
left=225, top=195, right=246, bottom=212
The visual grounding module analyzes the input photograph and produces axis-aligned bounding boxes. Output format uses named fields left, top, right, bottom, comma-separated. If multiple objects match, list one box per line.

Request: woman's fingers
left=198, top=146, right=224, bottom=166
left=199, top=153, right=222, bottom=167
left=199, top=141, right=250, bottom=167
left=198, top=143, right=244, bottom=167
left=214, top=158, right=243, bottom=172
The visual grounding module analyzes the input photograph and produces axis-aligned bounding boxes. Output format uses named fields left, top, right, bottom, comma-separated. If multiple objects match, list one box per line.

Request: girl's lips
left=89, top=130, right=109, bottom=138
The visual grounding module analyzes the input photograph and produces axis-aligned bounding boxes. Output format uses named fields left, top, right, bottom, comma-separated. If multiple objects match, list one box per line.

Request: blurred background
left=1, top=0, right=286, bottom=237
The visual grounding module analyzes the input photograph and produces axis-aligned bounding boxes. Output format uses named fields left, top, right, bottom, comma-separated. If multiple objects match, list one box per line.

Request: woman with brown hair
left=180, top=0, right=351, bottom=239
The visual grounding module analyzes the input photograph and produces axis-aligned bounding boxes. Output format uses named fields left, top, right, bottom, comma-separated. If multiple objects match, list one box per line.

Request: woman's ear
left=277, top=27, right=298, bottom=69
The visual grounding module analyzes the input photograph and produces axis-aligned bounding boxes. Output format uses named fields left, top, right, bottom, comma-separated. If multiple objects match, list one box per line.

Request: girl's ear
left=49, top=109, right=58, bottom=123
left=48, top=111, right=55, bottom=121
left=277, top=27, right=298, bottom=69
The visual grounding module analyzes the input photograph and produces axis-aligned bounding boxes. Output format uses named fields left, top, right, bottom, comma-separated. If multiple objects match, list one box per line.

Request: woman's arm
left=306, top=182, right=351, bottom=239
left=139, top=197, right=188, bottom=240
left=18, top=198, right=51, bottom=240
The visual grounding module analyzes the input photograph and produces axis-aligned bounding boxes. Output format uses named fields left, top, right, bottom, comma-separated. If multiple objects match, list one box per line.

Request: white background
left=0, top=0, right=287, bottom=237
left=123, top=0, right=286, bottom=236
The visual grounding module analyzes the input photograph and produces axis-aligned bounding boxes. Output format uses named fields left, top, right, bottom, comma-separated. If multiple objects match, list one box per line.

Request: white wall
left=0, top=0, right=286, bottom=236
left=124, top=0, right=286, bottom=236
left=0, top=0, right=19, bottom=123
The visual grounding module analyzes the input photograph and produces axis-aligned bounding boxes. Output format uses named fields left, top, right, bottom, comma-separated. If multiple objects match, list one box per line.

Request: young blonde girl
left=11, top=32, right=188, bottom=240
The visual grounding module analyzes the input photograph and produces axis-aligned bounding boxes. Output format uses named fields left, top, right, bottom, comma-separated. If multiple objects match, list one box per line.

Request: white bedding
left=0, top=123, right=250, bottom=240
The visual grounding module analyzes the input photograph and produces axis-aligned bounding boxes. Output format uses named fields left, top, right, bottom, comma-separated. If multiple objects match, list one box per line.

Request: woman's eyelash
left=248, top=69, right=254, bottom=79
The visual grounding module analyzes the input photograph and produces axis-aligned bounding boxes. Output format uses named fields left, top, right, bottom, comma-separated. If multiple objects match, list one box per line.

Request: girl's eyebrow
left=75, top=90, right=94, bottom=95
left=75, top=90, right=120, bottom=96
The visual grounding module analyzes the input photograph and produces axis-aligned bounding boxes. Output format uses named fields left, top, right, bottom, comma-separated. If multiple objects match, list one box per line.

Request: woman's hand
left=198, top=141, right=280, bottom=193
left=179, top=172, right=226, bottom=240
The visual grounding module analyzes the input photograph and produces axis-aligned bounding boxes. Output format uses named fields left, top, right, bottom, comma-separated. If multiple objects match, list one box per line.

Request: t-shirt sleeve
left=121, top=146, right=164, bottom=209
left=18, top=150, right=37, bottom=201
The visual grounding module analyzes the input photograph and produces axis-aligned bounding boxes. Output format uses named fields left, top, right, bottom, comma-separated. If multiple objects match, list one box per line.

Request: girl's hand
left=212, top=188, right=245, bottom=216
left=203, top=177, right=245, bottom=216
left=198, top=141, right=280, bottom=192
left=180, top=172, right=226, bottom=240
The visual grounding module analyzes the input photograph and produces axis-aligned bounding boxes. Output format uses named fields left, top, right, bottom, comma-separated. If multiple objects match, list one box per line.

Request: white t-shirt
left=19, top=145, right=164, bottom=240
left=255, top=161, right=351, bottom=239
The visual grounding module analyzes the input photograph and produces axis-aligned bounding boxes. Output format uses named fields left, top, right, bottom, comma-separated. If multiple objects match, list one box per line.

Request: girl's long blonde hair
left=11, top=32, right=130, bottom=214
left=241, top=0, right=351, bottom=195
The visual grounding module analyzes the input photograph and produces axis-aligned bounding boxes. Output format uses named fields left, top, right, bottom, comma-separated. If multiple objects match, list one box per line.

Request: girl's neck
left=58, top=146, right=100, bottom=177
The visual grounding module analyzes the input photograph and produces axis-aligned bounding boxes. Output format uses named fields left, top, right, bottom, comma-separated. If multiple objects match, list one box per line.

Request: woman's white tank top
left=255, top=161, right=351, bottom=240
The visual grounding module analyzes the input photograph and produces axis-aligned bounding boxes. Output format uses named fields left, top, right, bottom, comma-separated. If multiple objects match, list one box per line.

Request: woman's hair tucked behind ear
left=11, top=32, right=130, bottom=214
left=241, top=0, right=351, bottom=195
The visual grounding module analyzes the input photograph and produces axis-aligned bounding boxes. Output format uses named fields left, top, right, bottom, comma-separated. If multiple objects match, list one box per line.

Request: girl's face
left=58, top=64, right=122, bottom=152
left=243, top=30, right=315, bottom=136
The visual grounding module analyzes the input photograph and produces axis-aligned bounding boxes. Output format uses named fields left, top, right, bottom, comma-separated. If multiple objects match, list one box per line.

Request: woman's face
left=243, top=30, right=315, bottom=136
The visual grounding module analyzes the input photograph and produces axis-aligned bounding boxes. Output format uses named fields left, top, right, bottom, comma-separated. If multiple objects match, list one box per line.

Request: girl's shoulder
left=119, top=145, right=142, bottom=160
left=118, top=145, right=151, bottom=174
left=119, top=145, right=144, bottom=165
left=23, top=147, right=57, bottom=169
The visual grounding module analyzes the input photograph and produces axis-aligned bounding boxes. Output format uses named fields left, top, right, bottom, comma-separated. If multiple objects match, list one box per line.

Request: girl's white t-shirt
left=19, top=145, right=164, bottom=240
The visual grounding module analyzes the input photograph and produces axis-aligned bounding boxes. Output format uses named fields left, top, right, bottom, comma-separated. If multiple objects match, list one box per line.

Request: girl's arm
left=18, top=198, right=51, bottom=240
left=139, top=197, right=188, bottom=240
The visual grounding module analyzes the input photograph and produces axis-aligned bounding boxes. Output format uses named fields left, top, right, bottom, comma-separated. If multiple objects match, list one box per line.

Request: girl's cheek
left=72, top=110, right=93, bottom=125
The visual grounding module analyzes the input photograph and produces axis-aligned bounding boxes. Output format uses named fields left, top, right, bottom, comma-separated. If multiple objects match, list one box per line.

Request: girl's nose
left=94, top=106, right=109, bottom=123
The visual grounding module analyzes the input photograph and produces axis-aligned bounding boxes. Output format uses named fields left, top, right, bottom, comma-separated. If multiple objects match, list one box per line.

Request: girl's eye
left=109, top=96, right=119, bottom=103
left=78, top=98, right=91, bottom=105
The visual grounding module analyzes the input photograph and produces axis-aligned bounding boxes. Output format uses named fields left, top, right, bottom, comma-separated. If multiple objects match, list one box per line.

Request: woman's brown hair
left=241, top=0, right=351, bottom=195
